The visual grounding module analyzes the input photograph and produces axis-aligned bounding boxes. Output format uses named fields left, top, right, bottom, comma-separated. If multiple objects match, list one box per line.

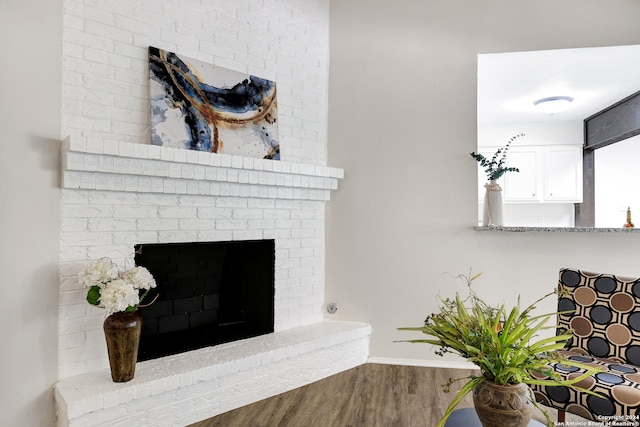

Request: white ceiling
left=478, top=44, right=640, bottom=125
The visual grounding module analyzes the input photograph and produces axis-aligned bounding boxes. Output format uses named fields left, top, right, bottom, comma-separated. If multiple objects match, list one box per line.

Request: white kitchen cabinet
left=496, top=145, right=582, bottom=203
left=543, top=146, right=583, bottom=202
left=503, top=149, right=539, bottom=202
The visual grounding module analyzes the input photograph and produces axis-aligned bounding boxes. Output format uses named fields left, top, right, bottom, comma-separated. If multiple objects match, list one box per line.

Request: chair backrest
left=557, top=268, right=640, bottom=366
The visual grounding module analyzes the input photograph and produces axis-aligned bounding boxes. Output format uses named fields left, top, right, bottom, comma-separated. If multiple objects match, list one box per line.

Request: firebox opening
left=134, top=239, right=275, bottom=362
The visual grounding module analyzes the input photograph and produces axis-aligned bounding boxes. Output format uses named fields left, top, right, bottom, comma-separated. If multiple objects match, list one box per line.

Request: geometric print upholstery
left=531, top=349, right=640, bottom=419
left=530, top=268, right=640, bottom=420
left=557, top=268, right=640, bottom=365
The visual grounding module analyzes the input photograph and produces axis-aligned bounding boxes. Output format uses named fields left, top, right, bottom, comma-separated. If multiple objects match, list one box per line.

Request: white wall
left=596, top=135, right=640, bottom=227
left=327, top=0, right=640, bottom=363
left=479, top=121, right=584, bottom=148
left=1, top=0, right=62, bottom=426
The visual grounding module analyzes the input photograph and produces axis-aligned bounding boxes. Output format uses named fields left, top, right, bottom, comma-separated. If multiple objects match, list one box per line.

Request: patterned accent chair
left=531, top=268, right=640, bottom=422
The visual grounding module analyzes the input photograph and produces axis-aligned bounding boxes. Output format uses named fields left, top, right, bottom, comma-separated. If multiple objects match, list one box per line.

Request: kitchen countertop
left=476, top=226, right=640, bottom=232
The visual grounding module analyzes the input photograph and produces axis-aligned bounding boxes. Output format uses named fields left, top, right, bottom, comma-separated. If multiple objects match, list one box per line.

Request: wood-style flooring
left=188, top=364, right=588, bottom=427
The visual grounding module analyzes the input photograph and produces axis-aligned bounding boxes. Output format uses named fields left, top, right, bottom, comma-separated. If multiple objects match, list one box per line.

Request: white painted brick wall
left=57, top=141, right=349, bottom=426
left=56, top=2, right=349, bottom=424
left=61, top=0, right=330, bottom=165
left=58, top=141, right=343, bottom=378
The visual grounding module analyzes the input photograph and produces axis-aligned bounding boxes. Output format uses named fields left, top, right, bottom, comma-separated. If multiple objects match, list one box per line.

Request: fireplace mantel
left=61, top=138, right=344, bottom=201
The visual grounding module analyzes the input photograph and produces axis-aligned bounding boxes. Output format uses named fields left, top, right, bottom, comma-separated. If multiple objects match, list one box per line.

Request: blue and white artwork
left=149, top=47, right=280, bottom=160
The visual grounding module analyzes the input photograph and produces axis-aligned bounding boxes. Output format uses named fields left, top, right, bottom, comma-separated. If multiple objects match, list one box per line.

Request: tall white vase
left=483, top=180, right=503, bottom=226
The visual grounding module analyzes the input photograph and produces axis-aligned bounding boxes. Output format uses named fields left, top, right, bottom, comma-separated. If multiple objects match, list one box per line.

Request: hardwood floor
left=188, top=364, right=587, bottom=427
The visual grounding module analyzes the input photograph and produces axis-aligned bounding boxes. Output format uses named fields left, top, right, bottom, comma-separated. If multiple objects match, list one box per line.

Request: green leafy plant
left=397, top=271, right=602, bottom=427
left=470, top=133, right=524, bottom=181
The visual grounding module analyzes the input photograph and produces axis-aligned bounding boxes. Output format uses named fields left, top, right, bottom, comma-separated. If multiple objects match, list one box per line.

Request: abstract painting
left=149, top=46, right=280, bottom=160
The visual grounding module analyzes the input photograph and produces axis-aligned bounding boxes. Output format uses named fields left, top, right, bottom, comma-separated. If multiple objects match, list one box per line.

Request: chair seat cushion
left=531, top=349, right=640, bottom=420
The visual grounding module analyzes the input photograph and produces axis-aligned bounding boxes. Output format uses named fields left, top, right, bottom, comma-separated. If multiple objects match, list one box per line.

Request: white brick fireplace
left=54, top=1, right=371, bottom=425
left=55, top=139, right=371, bottom=426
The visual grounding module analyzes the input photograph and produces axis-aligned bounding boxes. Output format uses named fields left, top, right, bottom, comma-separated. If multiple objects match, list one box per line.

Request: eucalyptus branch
left=471, top=133, right=524, bottom=181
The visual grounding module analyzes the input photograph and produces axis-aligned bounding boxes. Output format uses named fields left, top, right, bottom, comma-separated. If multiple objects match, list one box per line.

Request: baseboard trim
left=366, top=357, right=477, bottom=370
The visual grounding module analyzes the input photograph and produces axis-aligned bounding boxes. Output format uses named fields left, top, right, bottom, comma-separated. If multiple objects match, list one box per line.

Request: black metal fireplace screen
left=134, top=239, right=275, bottom=361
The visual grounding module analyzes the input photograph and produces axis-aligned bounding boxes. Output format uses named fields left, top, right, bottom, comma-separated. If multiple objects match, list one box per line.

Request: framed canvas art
left=149, top=46, right=280, bottom=160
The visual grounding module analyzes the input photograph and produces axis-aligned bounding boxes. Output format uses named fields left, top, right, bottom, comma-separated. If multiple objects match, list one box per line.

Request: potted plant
left=398, top=271, right=601, bottom=427
left=79, top=257, right=157, bottom=382
left=470, top=133, right=523, bottom=226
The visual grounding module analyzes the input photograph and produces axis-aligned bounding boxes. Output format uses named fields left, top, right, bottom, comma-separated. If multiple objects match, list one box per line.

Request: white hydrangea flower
left=80, top=257, right=158, bottom=314
left=121, top=266, right=157, bottom=290
left=79, top=258, right=119, bottom=288
left=98, top=279, right=140, bottom=315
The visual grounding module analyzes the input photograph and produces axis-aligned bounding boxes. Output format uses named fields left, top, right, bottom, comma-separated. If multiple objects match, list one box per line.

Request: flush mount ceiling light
left=533, top=96, right=574, bottom=114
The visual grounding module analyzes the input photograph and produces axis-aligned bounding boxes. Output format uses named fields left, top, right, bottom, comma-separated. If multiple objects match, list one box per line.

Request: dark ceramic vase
left=103, top=311, right=142, bottom=382
left=473, top=380, right=535, bottom=427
